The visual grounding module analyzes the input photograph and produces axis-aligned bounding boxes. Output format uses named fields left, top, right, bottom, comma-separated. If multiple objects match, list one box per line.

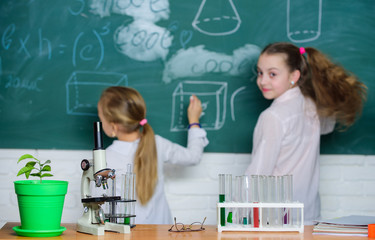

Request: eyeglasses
left=168, top=217, right=206, bottom=232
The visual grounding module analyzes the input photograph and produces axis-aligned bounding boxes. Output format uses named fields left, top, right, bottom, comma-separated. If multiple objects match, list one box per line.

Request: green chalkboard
left=0, top=0, right=374, bottom=154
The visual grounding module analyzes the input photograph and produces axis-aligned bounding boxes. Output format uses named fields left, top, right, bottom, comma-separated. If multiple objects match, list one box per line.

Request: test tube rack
left=217, top=202, right=304, bottom=233
left=105, top=199, right=137, bottom=227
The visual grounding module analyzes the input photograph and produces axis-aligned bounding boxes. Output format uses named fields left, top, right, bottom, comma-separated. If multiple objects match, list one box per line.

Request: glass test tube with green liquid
left=219, top=174, right=226, bottom=226
left=219, top=174, right=233, bottom=226
left=239, top=175, right=250, bottom=226
left=225, top=175, right=232, bottom=224
left=122, top=164, right=135, bottom=225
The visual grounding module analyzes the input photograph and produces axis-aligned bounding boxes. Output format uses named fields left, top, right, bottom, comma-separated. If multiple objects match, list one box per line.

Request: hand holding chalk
left=187, top=95, right=202, bottom=126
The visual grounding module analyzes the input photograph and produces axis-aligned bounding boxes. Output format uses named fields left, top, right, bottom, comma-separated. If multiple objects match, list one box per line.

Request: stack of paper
left=313, top=215, right=375, bottom=236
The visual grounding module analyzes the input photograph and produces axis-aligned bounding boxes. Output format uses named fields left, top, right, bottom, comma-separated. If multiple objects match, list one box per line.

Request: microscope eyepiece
left=94, top=121, right=104, bottom=150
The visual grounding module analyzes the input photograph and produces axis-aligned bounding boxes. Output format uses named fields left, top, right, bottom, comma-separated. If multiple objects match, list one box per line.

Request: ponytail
left=134, top=123, right=158, bottom=205
left=304, top=48, right=367, bottom=129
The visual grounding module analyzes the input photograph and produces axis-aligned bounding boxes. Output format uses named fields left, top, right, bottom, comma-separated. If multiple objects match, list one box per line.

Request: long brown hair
left=99, top=86, right=157, bottom=205
left=261, top=42, right=367, bottom=129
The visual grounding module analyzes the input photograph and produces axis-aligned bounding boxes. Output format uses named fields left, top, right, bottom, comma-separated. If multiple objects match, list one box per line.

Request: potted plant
left=13, top=154, right=68, bottom=237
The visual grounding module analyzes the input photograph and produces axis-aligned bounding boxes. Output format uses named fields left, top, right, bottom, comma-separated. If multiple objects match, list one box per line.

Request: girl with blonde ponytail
left=98, top=86, right=208, bottom=224
left=245, top=42, right=367, bottom=225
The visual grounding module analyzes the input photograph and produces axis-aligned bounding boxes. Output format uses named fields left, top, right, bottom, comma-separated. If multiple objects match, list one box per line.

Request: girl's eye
left=257, top=71, right=263, bottom=76
left=270, top=72, right=276, bottom=77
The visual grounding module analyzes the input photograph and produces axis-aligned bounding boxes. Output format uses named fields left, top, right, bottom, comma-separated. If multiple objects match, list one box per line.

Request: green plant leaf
left=41, top=165, right=51, bottom=172
left=25, top=161, right=37, bottom=168
left=17, top=154, right=37, bottom=163
left=41, top=173, right=53, bottom=178
left=17, top=166, right=34, bottom=176
left=16, top=154, right=54, bottom=181
left=42, top=160, right=52, bottom=165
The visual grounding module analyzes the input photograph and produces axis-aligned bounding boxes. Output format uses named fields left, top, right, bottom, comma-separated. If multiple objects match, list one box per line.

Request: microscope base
left=77, top=222, right=130, bottom=235
left=77, top=222, right=105, bottom=236
left=105, top=222, right=131, bottom=234
left=77, top=207, right=130, bottom=235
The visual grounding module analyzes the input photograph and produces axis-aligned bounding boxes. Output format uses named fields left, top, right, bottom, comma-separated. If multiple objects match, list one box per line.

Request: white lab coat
left=105, top=128, right=209, bottom=224
left=245, top=87, right=335, bottom=225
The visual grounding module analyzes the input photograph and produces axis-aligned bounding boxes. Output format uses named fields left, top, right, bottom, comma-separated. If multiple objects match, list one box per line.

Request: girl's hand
left=187, top=95, right=202, bottom=126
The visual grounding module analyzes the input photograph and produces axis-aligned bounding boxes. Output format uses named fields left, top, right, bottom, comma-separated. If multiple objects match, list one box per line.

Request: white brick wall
left=319, top=154, right=375, bottom=220
left=1, top=149, right=374, bottom=227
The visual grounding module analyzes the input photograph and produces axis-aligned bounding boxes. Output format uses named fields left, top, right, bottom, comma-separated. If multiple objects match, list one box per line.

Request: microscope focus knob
left=108, top=169, right=115, bottom=179
left=81, top=159, right=90, bottom=171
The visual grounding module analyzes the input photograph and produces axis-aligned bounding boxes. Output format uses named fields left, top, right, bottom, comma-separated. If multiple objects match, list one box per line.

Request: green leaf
left=41, top=173, right=53, bottom=178
left=41, top=165, right=51, bottom=172
left=17, top=166, right=34, bottom=176
left=25, top=161, right=37, bottom=168
left=17, top=154, right=37, bottom=163
left=42, top=160, right=51, bottom=165
left=16, top=154, right=54, bottom=181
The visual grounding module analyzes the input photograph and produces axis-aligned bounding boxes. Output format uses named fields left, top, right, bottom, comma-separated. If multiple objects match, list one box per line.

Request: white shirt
left=105, top=128, right=209, bottom=224
left=245, top=87, right=335, bottom=225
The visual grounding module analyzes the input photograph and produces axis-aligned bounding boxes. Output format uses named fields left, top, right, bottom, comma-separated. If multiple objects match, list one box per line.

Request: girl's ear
left=111, top=123, right=119, bottom=137
left=291, top=69, right=301, bottom=84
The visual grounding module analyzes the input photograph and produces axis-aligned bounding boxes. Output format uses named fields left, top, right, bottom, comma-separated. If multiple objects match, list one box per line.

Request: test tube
left=121, top=173, right=126, bottom=200
left=219, top=174, right=232, bottom=226
left=123, top=164, right=132, bottom=201
left=123, top=164, right=136, bottom=225
left=232, top=176, right=241, bottom=225
left=219, top=174, right=226, bottom=226
left=267, top=176, right=277, bottom=227
left=259, top=175, right=268, bottom=227
left=117, top=174, right=127, bottom=224
left=251, top=175, right=259, bottom=228
left=225, top=174, right=233, bottom=224
left=130, top=173, right=136, bottom=226
left=239, top=175, right=250, bottom=226
left=276, top=176, right=284, bottom=226
left=283, top=175, right=293, bottom=226
left=106, top=177, right=117, bottom=223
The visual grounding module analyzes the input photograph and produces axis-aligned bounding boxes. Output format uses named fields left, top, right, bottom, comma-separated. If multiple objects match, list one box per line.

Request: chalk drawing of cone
left=287, top=0, right=322, bottom=43
left=192, top=0, right=241, bottom=36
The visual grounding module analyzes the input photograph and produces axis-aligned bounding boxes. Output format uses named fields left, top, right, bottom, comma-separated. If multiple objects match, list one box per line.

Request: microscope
left=77, top=122, right=131, bottom=235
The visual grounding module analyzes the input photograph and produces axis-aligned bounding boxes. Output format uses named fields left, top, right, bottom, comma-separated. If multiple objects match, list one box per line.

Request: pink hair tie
left=140, top=119, right=148, bottom=126
left=299, top=47, right=306, bottom=55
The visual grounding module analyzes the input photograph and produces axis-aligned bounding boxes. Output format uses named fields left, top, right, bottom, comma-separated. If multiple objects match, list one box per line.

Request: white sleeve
left=320, top=116, right=336, bottom=135
left=245, top=110, right=283, bottom=176
left=158, top=128, right=209, bottom=166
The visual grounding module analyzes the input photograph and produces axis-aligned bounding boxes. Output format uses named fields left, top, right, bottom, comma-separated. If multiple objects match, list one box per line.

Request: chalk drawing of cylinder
left=287, top=0, right=322, bottom=43
left=171, top=81, right=227, bottom=131
left=192, top=0, right=241, bottom=36
left=66, top=71, right=128, bottom=116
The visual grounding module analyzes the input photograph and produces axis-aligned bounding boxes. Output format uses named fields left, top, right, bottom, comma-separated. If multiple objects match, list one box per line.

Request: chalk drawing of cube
left=171, top=81, right=227, bottom=131
left=66, top=71, right=128, bottom=116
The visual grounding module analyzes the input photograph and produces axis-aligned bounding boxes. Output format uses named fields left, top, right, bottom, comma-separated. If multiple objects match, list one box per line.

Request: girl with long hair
left=245, top=42, right=367, bottom=225
left=98, top=86, right=208, bottom=224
